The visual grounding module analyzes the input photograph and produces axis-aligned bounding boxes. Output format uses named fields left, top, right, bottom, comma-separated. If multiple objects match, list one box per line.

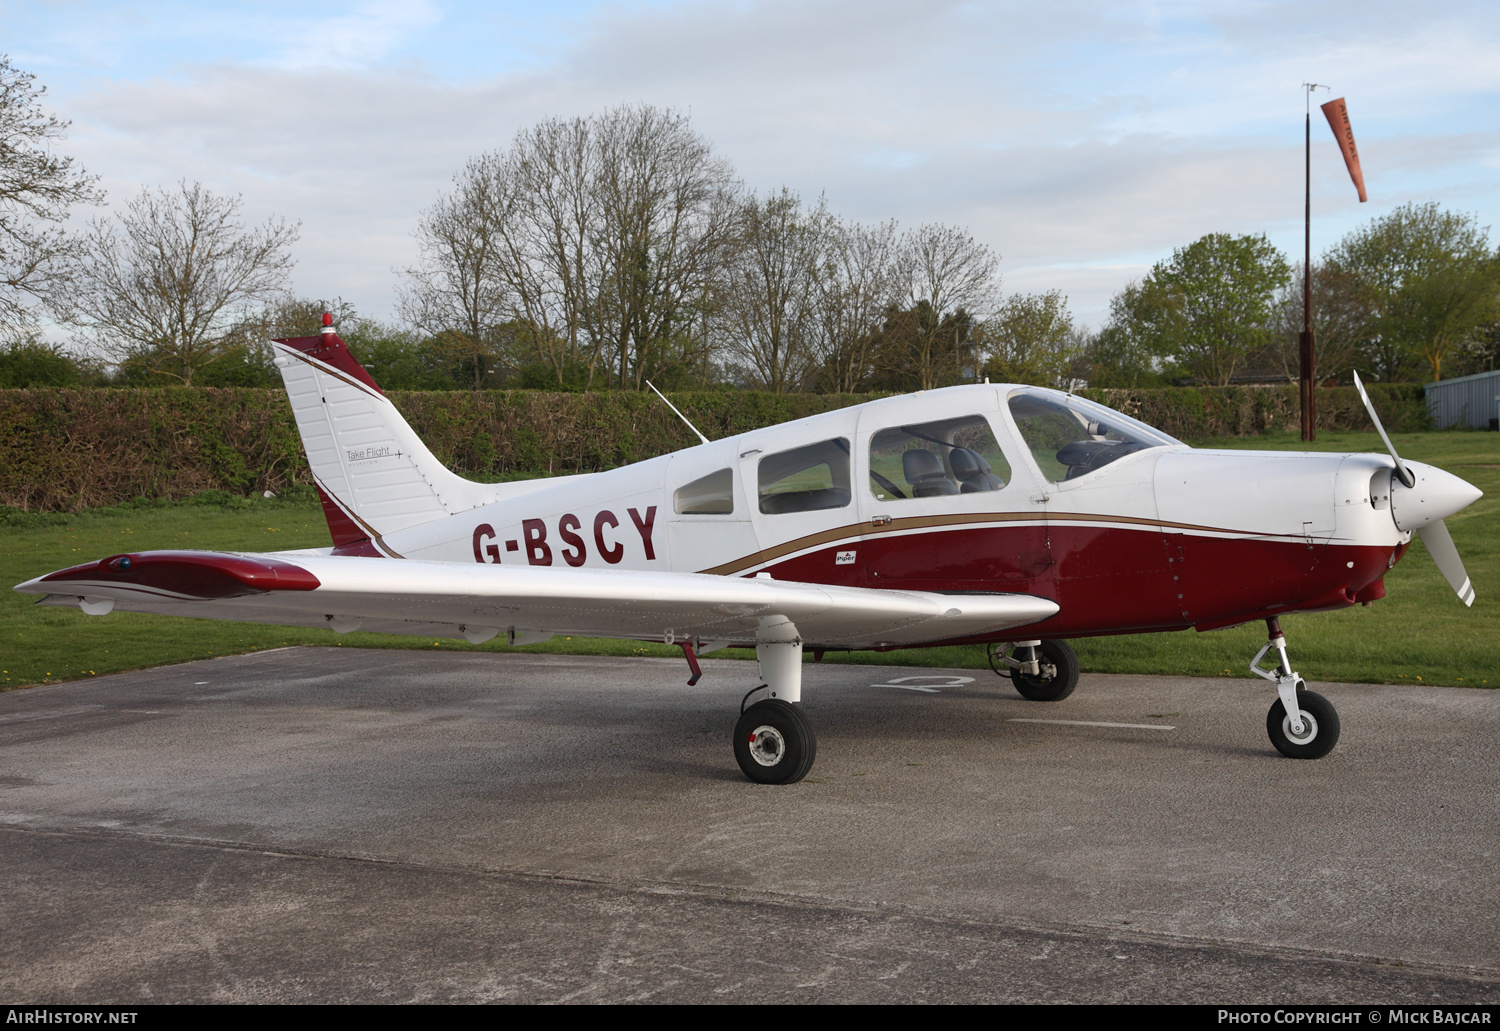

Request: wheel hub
left=748, top=726, right=786, bottom=767
left=1282, top=710, right=1319, bottom=745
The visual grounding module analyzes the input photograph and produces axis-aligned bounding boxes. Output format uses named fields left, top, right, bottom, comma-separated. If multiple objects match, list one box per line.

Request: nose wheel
left=1251, top=617, right=1340, bottom=759
left=1266, top=685, right=1340, bottom=759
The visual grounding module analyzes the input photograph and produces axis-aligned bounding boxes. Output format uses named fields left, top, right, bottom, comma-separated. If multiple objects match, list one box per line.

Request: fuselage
left=355, top=384, right=1418, bottom=643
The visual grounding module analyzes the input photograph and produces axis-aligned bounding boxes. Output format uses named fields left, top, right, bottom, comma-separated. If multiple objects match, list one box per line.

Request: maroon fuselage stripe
left=756, top=522, right=1398, bottom=641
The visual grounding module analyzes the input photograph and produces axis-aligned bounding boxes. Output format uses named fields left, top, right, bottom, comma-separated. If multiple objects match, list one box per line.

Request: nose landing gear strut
left=1250, top=617, right=1340, bottom=759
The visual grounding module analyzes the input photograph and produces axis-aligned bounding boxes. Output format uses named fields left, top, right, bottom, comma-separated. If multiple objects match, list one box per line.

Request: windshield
left=1007, top=389, right=1181, bottom=482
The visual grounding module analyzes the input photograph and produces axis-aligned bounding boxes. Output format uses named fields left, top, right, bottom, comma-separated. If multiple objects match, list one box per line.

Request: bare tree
left=508, top=114, right=615, bottom=388
left=808, top=213, right=901, bottom=392
left=403, top=105, right=739, bottom=391
left=587, top=105, right=740, bottom=389
left=399, top=152, right=517, bottom=389
left=718, top=189, right=820, bottom=392
left=0, top=56, right=102, bottom=339
left=56, top=182, right=298, bottom=384
left=897, top=224, right=999, bottom=389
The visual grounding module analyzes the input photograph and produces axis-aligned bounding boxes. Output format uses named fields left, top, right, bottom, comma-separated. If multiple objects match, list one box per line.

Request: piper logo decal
left=835, top=550, right=857, bottom=566
left=473, top=507, right=657, bottom=566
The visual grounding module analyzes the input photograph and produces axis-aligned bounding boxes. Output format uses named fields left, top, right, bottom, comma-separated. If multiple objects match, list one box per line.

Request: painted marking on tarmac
left=871, top=675, right=975, bottom=693
left=1006, top=718, right=1176, bottom=731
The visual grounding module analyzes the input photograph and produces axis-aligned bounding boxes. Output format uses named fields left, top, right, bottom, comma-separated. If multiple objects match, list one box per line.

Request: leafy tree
left=344, top=321, right=460, bottom=391
left=192, top=296, right=361, bottom=388
left=0, top=335, right=95, bottom=386
left=0, top=56, right=102, bottom=340
left=1458, top=319, right=1500, bottom=378
left=866, top=301, right=976, bottom=392
left=1083, top=281, right=1173, bottom=388
left=1272, top=263, right=1377, bottom=386
left=56, top=181, right=299, bottom=385
left=1139, top=233, right=1290, bottom=386
left=980, top=290, right=1082, bottom=386
left=1326, top=202, right=1498, bottom=381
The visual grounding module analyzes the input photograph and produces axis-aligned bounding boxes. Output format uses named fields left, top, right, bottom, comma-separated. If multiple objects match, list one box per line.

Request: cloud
left=267, top=1, right=442, bottom=71
left=30, top=0, right=1500, bottom=328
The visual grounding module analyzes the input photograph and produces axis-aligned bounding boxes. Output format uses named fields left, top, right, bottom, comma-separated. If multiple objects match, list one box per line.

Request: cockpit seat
left=950, top=447, right=1003, bottom=492
left=902, top=449, right=958, bottom=497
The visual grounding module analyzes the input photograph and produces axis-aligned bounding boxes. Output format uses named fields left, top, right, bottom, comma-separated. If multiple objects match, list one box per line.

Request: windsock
left=1320, top=97, right=1368, bottom=202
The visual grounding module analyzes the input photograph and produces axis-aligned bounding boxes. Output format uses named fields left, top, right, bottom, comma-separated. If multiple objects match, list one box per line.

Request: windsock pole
left=1300, top=84, right=1327, bottom=443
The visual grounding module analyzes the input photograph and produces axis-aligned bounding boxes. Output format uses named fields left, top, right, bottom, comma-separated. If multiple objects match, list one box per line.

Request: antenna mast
left=646, top=380, right=711, bottom=446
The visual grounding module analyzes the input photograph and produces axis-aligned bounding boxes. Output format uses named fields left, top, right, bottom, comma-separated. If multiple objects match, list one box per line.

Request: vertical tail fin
left=272, top=327, right=494, bottom=555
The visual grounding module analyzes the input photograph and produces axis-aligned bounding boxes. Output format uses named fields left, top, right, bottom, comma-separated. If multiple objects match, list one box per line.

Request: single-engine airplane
left=15, top=317, right=1484, bottom=783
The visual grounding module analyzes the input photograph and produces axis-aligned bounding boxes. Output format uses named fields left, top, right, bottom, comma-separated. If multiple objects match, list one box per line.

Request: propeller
left=1353, top=371, right=1415, bottom=489
left=1353, top=371, right=1480, bottom=607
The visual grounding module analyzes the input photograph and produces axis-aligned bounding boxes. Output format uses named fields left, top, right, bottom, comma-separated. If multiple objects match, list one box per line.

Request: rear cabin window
left=758, top=439, right=851, bottom=514
left=674, top=468, right=734, bottom=514
left=868, top=416, right=1010, bottom=501
left=1007, top=389, right=1179, bottom=482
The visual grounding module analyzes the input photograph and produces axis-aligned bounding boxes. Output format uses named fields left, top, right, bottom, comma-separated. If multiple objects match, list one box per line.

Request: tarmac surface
left=1, top=646, right=1497, bottom=1004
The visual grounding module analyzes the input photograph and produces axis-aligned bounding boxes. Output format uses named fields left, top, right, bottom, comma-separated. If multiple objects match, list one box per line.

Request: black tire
left=998, top=640, right=1079, bottom=701
left=733, top=699, right=817, bottom=784
left=1266, top=686, right=1340, bottom=759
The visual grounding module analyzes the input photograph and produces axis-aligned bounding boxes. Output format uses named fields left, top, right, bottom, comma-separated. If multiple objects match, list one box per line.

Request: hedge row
left=1076, top=383, right=1429, bottom=441
left=0, top=384, right=1428, bottom=512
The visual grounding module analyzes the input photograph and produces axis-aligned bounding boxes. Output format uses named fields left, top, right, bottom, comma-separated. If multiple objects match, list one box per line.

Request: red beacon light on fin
left=321, top=311, right=334, bottom=335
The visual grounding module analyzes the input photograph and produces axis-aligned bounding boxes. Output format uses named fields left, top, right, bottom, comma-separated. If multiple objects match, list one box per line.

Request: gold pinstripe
left=697, top=510, right=1328, bottom=576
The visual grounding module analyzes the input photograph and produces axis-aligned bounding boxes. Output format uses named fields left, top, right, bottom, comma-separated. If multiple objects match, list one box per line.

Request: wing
left=15, top=550, right=1058, bottom=650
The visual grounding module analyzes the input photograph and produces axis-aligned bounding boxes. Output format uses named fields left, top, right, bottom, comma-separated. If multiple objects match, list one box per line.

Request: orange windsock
left=1320, top=97, right=1367, bottom=202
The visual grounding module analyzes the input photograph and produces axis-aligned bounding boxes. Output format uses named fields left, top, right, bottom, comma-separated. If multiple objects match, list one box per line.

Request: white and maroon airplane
left=15, top=319, right=1483, bottom=783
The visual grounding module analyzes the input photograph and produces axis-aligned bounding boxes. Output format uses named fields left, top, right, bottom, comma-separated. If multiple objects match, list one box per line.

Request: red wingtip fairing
left=40, top=552, right=320, bottom=600
left=274, top=325, right=384, bottom=395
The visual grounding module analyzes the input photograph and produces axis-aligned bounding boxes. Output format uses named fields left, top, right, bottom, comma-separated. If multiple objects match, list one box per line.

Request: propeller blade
left=1417, top=519, right=1476, bottom=607
left=1353, top=370, right=1415, bottom=488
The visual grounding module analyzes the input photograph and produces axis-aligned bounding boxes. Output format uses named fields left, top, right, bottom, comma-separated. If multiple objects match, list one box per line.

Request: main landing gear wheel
left=734, top=699, right=817, bottom=785
left=1266, top=684, right=1340, bottom=760
left=989, top=639, right=1080, bottom=701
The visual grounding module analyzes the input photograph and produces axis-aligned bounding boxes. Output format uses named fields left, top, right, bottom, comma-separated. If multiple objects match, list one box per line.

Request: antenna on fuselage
left=646, top=380, right=710, bottom=446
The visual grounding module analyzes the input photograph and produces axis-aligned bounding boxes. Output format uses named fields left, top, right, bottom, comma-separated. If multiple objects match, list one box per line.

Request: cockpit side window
left=1007, top=389, right=1179, bottom=482
left=758, top=439, right=851, bottom=514
left=674, top=468, right=734, bottom=514
left=867, top=415, right=1011, bottom=501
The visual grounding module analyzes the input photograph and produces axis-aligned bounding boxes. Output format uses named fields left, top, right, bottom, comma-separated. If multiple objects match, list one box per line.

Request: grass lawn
left=3, top=429, right=1496, bottom=692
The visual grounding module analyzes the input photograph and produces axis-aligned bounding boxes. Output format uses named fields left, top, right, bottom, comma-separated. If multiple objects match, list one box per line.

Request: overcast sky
left=10, top=0, right=1500, bottom=328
